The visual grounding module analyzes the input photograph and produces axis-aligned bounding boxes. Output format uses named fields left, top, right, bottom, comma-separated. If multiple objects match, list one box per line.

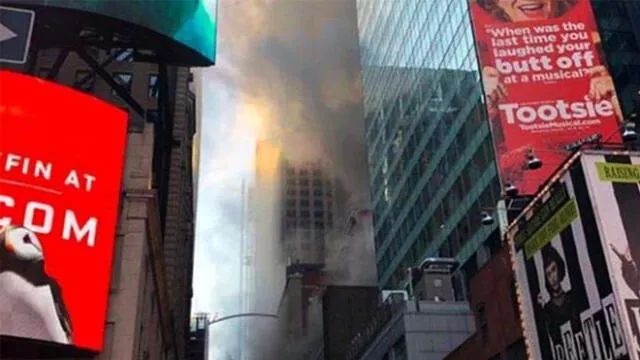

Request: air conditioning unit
left=381, top=290, right=409, bottom=304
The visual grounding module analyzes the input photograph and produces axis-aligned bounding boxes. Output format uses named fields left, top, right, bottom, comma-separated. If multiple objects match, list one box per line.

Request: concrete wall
left=359, top=302, right=475, bottom=360
left=444, top=247, right=525, bottom=360
left=25, top=49, right=196, bottom=360
left=321, top=286, right=379, bottom=360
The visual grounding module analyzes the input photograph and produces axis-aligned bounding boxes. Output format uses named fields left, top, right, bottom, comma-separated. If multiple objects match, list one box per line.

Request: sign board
left=510, top=154, right=632, bottom=359
left=0, top=6, right=34, bottom=64
left=0, top=70, right=127, bottom=351
left=582, top=152, right=640, bottom=360
left=3, top=0, right=217, bottom=66
left=468, top=0, right=623, bottom=195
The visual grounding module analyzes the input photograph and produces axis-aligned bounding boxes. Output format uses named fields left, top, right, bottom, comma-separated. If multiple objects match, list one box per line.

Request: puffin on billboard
left=469, top=0, right=624, bottom=195
left=0, top=70, right=127, bottom=351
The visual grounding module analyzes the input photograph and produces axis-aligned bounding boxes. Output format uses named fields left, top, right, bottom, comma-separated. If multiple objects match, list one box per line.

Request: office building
left=338, top=261, right=473, bottom=360
left=319, top=286, right=379, bottom=360
left=281, top=159, right=337, bottom=265
left=187, top=314, right=211, bottom=360
left=17, top=47, right=198, bottom=359
left=357, top=1, right=502, bottom=293
left=444, top=248, right=525, bottom=360
left=592, top=1, right=640, bottom=116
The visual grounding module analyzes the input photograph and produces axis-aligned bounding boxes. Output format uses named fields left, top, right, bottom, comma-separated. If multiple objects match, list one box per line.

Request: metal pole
left=208, top=313, right=278, bottom=326
left=238, top=180, right=246, bottom=360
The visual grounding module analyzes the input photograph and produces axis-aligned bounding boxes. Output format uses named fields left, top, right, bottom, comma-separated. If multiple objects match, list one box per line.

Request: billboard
left=469, top=0, right=624, bottom=195
left=5, top=0, right=217, bottom=65
left=509, top=154, right=631, bottom=359
left=0, top=70, right=127, bottom=351
left=582, top=152, right=640, bottom=359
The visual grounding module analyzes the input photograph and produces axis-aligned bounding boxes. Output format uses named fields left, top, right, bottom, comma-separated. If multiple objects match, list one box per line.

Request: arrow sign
left=0, top=6, right=35, bottom=64
left=0, top=22, right=17, bottom=43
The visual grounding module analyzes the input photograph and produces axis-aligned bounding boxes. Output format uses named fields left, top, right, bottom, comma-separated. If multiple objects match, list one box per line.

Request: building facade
left=356, top=0, right=502, bottom=292
left=346, top=299, right=475, bottom=360
left=187, top=314, right=210, bottom=360
left=9, top=47, right=198, bottom=360
left=592, top=0, right=640, bottom=116
left=281, top=159, right=337, bottom=266
left=444, top=247, right=525, bottom=360
left=321, top=286, right=379, bottom=360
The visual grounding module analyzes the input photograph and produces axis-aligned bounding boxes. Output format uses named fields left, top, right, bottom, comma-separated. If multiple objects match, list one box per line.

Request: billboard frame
left=505, top=147, right=640, bottom=359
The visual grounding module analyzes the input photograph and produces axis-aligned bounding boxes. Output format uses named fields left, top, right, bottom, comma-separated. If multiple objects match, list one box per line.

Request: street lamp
left=207, top=313, right=279, bottom=326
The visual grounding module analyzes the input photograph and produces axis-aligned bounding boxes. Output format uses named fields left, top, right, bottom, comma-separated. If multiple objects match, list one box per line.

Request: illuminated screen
left=0, top=70, right=127, bottom=351
left=7, top=0, right=217, bottom=65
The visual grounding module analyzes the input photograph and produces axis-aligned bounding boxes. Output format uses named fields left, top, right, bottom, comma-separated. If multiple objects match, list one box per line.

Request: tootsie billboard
left=0, top=70, right=127, bottom=351
left=469, top=0, right=624, bottom=195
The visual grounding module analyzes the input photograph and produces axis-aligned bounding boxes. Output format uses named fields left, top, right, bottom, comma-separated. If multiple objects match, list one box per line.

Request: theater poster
left=469, top=0, right=624, bottom=195
left=509, top=154, right=631, bottom=359
left=0, top=71, right=127, bottom=351
left=582, top=151, right=640, bottom=360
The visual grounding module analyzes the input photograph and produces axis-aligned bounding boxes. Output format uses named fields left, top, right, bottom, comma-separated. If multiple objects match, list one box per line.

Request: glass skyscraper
left=356, top=0, right=640, bottom=294
left=593, top=1, right=640, bottom=116
left=356, top=0, right=502, bottom=293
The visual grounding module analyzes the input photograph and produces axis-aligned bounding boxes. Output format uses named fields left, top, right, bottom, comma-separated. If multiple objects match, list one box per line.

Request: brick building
left=0, top=47, right=197, bottom=360
left=444, top=247, right=525, bottom=360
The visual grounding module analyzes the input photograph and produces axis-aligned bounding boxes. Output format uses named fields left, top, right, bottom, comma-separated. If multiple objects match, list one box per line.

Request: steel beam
left=46, top=48, right=70, bottom=81
left=75, top=46, right=145, bottom=117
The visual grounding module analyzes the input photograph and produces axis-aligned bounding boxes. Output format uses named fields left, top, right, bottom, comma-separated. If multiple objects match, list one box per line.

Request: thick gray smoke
left=201, top=0, right=375, bottom=358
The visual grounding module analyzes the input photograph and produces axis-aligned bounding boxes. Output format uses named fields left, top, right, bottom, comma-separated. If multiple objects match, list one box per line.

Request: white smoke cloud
left=192, top=0, right=374, bottom=359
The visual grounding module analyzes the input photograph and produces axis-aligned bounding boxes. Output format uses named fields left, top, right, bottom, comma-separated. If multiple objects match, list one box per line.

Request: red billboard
left=0, top=70, right=127, bottom=351
left=469, top=0, right=624, bottom=195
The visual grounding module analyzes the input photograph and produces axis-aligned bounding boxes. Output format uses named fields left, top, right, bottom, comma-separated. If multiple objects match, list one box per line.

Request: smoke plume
left=197, top=0, right=376, bottom=358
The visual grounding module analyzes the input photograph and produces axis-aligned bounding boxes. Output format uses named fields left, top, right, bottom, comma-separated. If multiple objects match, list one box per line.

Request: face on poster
left=582, top=153, right=640, bottom=360
left=511, top=176, right=630, bottom=360
left=0, top=71, right=127, bottom=351
left=469, top=0, right=624, bottom=195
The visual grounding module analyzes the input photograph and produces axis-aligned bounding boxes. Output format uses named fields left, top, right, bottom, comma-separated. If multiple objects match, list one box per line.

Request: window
left=506, top=339, right=527, bottom=360
left=112, top=72, right=133, bottom=95
left=114, top=48, right=134, bottom=62
left=110, top=235, right=124, bottom=292
left=148, top=74, right=159, bottom=99
left=146, top=110, right=159, bottom=124
left=476, top=303, right=489, bottom=344
left=38, top=67, right=51, bottom=79
left=392, top=336, right=407, bottom=360
left=74, top=70, right=95, bottom=93
left=98, top=322, right=115, bottom=360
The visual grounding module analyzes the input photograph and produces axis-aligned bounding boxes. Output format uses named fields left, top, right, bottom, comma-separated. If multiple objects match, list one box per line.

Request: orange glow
left=255, top=140, right=281, bottom=182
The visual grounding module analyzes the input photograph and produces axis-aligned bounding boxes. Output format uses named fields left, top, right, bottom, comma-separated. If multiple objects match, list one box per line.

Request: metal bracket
left=74, top=46, right=145, bottom=117
left=46, top=48, right=70, bottom=81
left=74, top=48, right=131, bottom=88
